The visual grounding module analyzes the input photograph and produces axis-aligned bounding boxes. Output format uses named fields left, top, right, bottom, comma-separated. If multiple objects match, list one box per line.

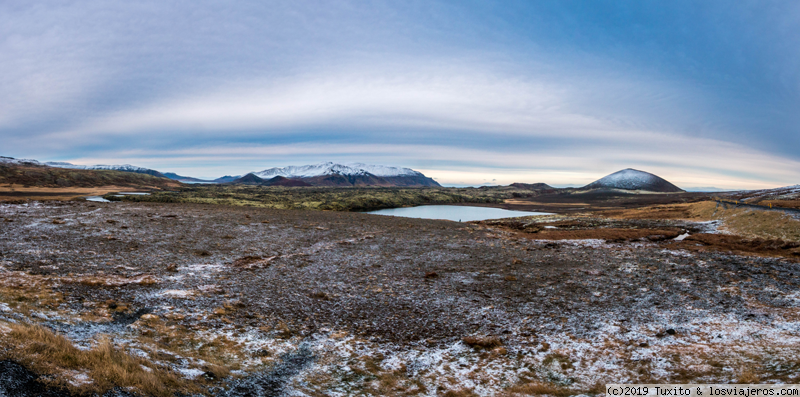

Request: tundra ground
left=1, top=201, right=799, bottom=396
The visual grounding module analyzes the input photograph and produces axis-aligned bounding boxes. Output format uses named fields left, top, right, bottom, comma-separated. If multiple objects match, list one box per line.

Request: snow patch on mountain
left=44, top=162, right=156, bottom=173
left=253, top=162, right=423, bottom=179
left=0, top=156, right=42, bottom=166
left=584, top=168, right=683, bottom=192
left=734, top=184, right=800, bottom=201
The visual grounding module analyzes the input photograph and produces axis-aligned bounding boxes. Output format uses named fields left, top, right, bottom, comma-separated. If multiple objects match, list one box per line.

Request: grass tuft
left=0, top=321, right=199, bottom=396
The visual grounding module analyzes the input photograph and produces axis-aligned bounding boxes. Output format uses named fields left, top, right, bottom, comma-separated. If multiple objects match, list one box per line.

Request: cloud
left=64, top=132, right=800, bottom=189
left=2, top=1, right=799, bottom=189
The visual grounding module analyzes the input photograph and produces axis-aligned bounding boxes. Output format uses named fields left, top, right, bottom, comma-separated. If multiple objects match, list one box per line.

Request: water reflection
left=367, top=205, right=550, bottom=222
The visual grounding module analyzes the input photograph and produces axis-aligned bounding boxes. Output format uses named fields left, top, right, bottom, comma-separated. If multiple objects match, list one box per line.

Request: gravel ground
left=1, top=201, right=799, bottom=396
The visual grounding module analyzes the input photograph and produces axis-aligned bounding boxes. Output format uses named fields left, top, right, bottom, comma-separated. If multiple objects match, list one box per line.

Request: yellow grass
left=503, top=382, right=574, bottom=396
left=610, top=201, right=800, bottom=243
left=0, top=321, right=200, bottom=396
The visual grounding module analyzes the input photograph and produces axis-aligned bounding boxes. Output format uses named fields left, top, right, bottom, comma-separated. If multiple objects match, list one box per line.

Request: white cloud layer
left=2, top=1, right=799, bottom=189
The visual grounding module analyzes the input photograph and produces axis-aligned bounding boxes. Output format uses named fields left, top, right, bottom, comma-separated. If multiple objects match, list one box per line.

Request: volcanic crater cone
left=583, top=168, right=684, bottom=192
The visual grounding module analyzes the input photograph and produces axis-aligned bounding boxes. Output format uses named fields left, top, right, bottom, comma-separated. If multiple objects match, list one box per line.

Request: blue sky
left=2, top=0, right=799, bottom=188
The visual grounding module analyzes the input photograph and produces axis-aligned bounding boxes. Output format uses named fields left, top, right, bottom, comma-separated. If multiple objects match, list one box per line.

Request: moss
left=120, top=185, right=546, bottom=212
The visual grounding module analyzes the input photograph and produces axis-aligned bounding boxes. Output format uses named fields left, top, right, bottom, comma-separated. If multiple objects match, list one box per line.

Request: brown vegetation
left=673, top=234, right=800, bottom=258
left=0, top=322, right=196, bottom=396
left=0, top=164, right=179, bottom=190
left=462, top=336, right=503, bottom=349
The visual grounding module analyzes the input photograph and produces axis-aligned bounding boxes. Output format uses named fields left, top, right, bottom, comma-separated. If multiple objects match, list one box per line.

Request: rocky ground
left=1, top=201, right=800, bottom=396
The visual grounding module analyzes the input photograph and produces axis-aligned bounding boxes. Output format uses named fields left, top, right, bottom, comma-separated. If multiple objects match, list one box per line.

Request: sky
left=2, top=0, right=799, bottom=189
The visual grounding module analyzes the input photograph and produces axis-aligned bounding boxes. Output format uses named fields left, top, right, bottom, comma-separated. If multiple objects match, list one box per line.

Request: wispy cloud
left=2, top=1, right=799, bottom=188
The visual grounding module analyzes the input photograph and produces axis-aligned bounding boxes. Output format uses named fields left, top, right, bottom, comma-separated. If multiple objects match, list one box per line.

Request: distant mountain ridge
left=253, top=162, right=424, bottom=178
left=235, top=162, right=439, bottom=187
left=583, top=168, right=684, bottom=193
left=2, top=157, right=437, bottom=187
left=0, top=156, right=179, bottom=189
left=44, top=161, right=166, bottom=178
left=509, top=182, right=554, bottom=190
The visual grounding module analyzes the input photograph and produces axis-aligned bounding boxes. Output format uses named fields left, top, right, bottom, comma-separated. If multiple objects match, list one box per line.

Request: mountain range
left=1, top=158, right=440, bottom=187
left=0, top=156, right=732, bottom=193
left=236, top=162, right=440, bottom=187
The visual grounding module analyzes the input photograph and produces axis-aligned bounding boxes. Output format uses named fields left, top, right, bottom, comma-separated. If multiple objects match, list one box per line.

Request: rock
left=52, top=219, right=65, bottom=224
left=657, top=328, right=676, bottom=337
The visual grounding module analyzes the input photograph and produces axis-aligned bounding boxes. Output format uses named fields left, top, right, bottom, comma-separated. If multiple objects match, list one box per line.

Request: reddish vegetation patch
left=527, top=228, right=683, bottom=242
left=600, top=205, right=698, bottom=219
left=231, top=255, right=276, bottom=269
left=462, top=336, right=503, bottom=349
left=671, top=234, right=800, bottom=259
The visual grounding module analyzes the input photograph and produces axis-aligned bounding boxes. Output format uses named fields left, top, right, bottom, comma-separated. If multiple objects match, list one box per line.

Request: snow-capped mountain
left=732, top=184, right=800, bottom=201
left=43, top=162, right=165, bottom=178
left=0, top=156, right=42, bottom=166
left=239, top=162, right=439, bottom=187
left=253, top=162, right=422, bottom=179
left=583, top=168, right=683, bottom=192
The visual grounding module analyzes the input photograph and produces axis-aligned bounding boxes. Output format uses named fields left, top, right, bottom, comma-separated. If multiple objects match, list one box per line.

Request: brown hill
left=230, top=174, right=312, bottom=187
left=510, top=182, right=554, bottom=190
left=264, top=176, right=312, bottom=187
left=0, top=162, right=180, bottom=189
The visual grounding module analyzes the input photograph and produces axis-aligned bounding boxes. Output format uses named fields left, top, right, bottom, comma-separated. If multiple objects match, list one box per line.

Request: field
left=0, top=164, right=180, bottom=203
left=105, top=184, right=554, bottom=212
left=1, top=189, right=800, bottom=396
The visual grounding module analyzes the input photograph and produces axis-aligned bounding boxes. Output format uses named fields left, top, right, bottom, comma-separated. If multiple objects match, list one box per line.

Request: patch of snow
left=159, top=289, right=195, bottom=298
left=673, top=232, right=691, bottom=241
left=660, top=249, right=694, bottom=257
left=66, top=372, right=92, bottom=387
left=177, top=367, right=205, bottom=379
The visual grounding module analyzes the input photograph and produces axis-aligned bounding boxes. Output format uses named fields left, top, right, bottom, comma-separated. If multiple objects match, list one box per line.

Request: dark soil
left=0, top=360, right=70, bottom=397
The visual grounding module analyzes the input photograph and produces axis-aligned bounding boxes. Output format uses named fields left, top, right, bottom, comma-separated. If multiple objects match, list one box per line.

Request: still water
left=367, top=205, right=551, bottom=222
left=84, top=192, right=151, bottom=203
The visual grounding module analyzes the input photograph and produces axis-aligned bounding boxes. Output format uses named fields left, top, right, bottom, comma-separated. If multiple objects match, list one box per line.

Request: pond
left=85, top=196, right=111, bottom=202
left=84, top=192, right=151, bottom=202
left=366, top=205, right=551, bottom=222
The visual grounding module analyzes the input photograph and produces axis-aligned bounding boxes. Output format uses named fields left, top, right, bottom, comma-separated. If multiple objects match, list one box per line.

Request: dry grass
left=443, top=389, right=479, bottom=397
left=717, top=208, right=800, bottom=242
left=131, top=315, right=245, bottom=372
left=503, top=382, right=574, bottom=396
left=677, top=201, right=800, bottom=242
left=462, top=336, right=503, bottom=349
left=757, top=199, right=800, bottom=210
left=606, top=201, right=800, bottom=243
left=63, top=274, right=159, bottom=287
left=0, top=321, right=200, bottom=396
left=737, top=368, right=760, bottom=384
